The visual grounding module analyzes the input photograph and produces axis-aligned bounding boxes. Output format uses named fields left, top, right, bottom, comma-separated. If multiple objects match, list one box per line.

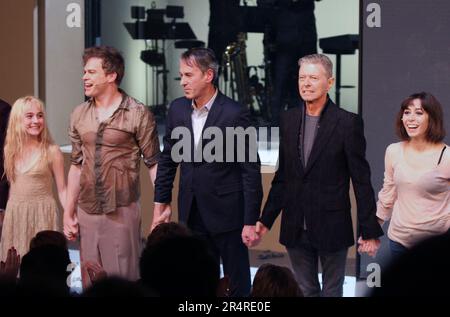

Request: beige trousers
left=78, top=202, right=142, bottom=282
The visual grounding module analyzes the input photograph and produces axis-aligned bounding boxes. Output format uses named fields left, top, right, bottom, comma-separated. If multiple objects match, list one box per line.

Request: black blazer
left=261, top=99, right=383, bottom=252
left=0, top=99, right=11, bottom=209
left=155, top=92, right=263, bottom=234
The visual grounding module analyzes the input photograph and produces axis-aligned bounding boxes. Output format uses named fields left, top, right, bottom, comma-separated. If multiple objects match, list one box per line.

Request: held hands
left=357, top=237, right=381, bottom=258
left=151, top=203, right=172, bottom=232
left=63, top=212, right=79, bottom=241
left=242, top=221, right=270, bottom=248
left=242, top=225, right=261, bottom=248
left=255, top=221, right=269, bottom=237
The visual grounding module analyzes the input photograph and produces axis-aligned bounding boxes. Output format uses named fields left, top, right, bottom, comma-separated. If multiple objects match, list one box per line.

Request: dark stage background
left=359, top=0, right=450, bottom=278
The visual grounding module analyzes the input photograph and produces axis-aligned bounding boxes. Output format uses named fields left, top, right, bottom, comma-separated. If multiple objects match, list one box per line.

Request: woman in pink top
left=376, top=92, right=449, bottom=260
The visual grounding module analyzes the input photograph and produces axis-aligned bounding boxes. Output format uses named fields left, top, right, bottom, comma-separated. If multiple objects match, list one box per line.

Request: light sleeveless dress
left=0, top=155, right=59, bottom=261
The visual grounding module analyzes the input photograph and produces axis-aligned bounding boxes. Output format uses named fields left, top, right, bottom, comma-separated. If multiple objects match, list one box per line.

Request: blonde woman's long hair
left=3, top=96, right=54, bottom=182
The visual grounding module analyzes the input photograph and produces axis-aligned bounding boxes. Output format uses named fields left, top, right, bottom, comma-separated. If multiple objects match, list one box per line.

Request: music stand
left=124, top=20, right=198, bottom=118
left=123, top=21, right=196, bottom=40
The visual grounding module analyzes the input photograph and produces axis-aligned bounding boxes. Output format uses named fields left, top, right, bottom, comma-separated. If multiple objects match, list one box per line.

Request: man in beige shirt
left=64, top=46, right=160, bottom=281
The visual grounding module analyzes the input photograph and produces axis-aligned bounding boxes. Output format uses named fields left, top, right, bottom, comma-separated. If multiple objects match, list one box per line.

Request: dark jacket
left=155, top=92, right=263, bottom=233
left=261, top=99, right=383, bottom=252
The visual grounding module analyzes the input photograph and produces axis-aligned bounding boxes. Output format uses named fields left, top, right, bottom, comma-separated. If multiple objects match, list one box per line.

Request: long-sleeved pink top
left=376, top=142, right=450, bottom=248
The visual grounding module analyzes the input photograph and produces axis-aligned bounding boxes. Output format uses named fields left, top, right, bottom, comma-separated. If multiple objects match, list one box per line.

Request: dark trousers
left=187, top=198, right=251, bottom=297
left=389, top=239, right=409, bottom=263
left=287, top=229, right=348, bottom=297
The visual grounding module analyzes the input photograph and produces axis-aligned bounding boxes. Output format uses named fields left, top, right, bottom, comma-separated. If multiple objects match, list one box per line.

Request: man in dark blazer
left=153, top=48, right=263, bottom=297
left=256, top=54, right=383, bottom=297
left=0, top=98, right=11, bottom=236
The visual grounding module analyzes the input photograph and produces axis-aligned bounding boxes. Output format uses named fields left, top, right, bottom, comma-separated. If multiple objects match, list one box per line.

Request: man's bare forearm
left=66, top=164, right=81, bottom=217
left=148, top=163, right=158, bottom=188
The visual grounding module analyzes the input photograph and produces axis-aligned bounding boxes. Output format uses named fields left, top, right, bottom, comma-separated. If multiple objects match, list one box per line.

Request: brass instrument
left=222, top=32, right=253, bottom=109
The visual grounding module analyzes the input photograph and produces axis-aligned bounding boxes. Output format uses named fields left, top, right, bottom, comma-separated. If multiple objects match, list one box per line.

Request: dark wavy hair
left=396, top=92, right=445, bottom=143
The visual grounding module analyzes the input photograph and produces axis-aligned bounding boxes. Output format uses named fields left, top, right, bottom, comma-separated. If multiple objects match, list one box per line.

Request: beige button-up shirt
left=69, top=91, right=160, bottom=214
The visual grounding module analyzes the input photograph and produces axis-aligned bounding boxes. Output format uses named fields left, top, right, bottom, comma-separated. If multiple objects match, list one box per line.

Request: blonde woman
left=0, top=96, right=66, bottom=261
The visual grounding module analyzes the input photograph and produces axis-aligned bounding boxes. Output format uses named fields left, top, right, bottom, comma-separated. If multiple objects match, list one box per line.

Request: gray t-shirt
left=299, top=113, right=320, bottom=230
left=303, top=113, right=320, bottom=166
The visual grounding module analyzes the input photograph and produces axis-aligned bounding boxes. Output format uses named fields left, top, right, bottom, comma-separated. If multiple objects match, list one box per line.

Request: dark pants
left=287, top=229, right=348, bottom=297
left=187, top=198, right=251, bottom=297
left=389, top=239, right=409, bottom=262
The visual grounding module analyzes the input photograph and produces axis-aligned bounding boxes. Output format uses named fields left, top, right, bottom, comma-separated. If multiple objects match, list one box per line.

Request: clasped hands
left=242, top=221, right=269, bottom=248
left=357, top=237, right=381, bottom=258
left=150, top=203, right=269, bottom=249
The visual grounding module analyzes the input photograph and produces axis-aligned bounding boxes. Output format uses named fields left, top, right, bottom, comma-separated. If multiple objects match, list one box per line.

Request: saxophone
left=222, top=32, right=253, bottom=109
